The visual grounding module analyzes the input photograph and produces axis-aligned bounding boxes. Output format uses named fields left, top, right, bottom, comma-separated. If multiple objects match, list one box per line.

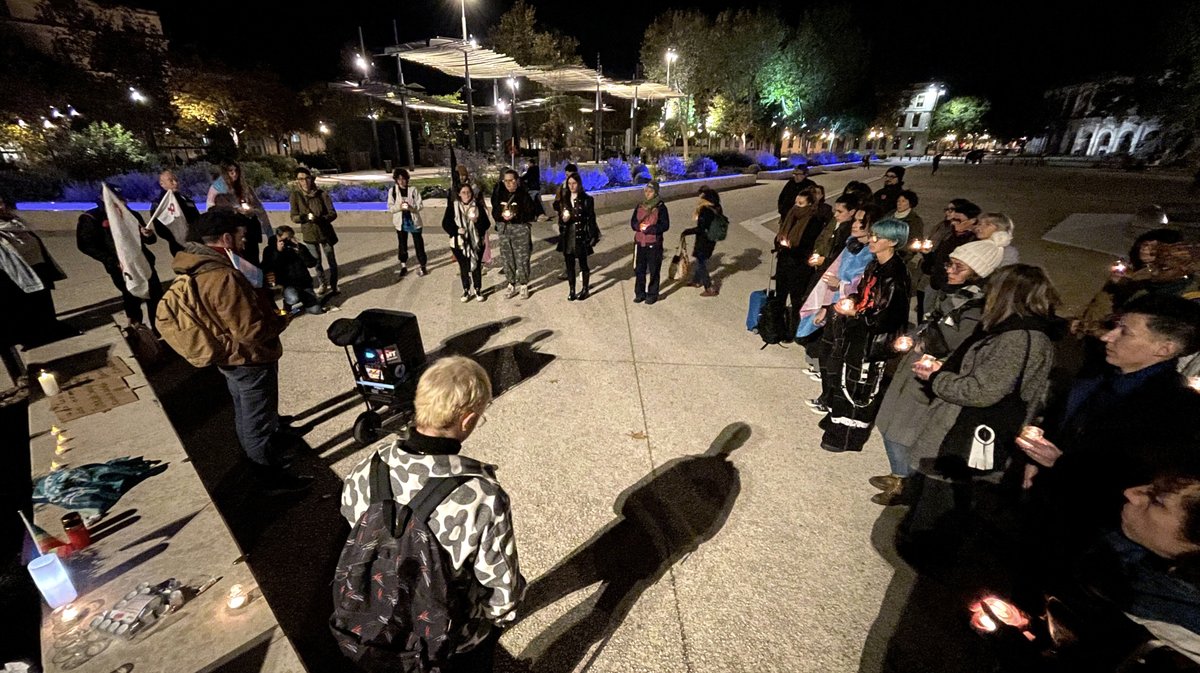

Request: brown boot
left=871, top=478, right=907, bottom=506
left=868, top=474, right=902, bottom=491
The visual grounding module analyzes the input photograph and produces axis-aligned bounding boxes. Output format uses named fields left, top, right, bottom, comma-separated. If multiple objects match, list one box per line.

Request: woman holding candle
left=1075, top=228, right=1189, bottom=338
left=817, top=218, right=911, bottom=453
left=442, top=183, right=491, bottom=301
left=872, top=239, right=1007, bottom=505
left=774, top=188, right=820, bottom=327
left=555, top=173, right=599, bottom=301
left=900, top=264, right=1061, bottom=541
left=388, top=168, right=428, bottom=278
left=630, top=181, right=670, bottom=305
left=207, top=162, right=271, bottom=265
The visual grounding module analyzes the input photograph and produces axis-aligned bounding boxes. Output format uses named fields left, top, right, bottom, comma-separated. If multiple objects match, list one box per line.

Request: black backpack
left=330, top=452, right=472, bottom=672
left=757, top=291, right=787, bottom=347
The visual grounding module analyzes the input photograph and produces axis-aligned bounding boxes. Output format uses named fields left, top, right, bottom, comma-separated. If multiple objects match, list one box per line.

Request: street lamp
left=354, top=53, right=371, bottom=77
left=128, top=87, right=146, bottom=104
left=318, top=121, right=331, bottom=135
left=458, top=0, right=477, bottom=152
left=665, top=48, right=678, bottom=90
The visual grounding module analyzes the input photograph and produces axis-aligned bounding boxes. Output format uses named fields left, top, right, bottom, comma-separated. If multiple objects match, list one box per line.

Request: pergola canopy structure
left=383, top=38, right=681, bottom=100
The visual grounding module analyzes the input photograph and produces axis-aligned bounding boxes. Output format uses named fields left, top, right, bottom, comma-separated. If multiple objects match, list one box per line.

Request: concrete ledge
left=24, top=325, right=306, bottom=673
left=756, top=161, right=866, bottom=180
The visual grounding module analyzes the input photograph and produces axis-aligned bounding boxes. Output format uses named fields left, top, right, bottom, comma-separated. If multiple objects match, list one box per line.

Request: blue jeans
left=883, top=436, right=913, bottom=477
left=692, top=254, right=711, bottom=288
left=304, top=242, right=338, bottom=291
left=282, top=287, right=322, bottom=314
left=218, top=362, right=281, bottom=467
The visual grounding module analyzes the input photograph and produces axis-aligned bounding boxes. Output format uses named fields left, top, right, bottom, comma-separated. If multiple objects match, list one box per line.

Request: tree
left=930, top=96, right=992, bottom=138
left=51, top=122, right=153, bottom=180
left=170, top=64, right=309, bottom=155
left=487, top=0, right=580, bottom=67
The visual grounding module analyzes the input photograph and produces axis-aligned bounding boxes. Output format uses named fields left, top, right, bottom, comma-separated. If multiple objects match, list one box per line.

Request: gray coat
left=876, top=285, right=986, bottom=448
left=907, top=322, right=1056, bottom=472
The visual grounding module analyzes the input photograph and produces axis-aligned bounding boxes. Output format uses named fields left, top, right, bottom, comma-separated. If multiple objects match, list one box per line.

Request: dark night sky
left=133, top=0, right=1185, bottom=134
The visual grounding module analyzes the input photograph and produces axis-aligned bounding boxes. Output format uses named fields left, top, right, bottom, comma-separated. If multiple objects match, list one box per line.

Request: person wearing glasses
left=817, top=218, right=911, bottom=454
left=874, top=166, right=906, bottom=213
left=920, top=199, right=980, bottom=295
left=490, top=168, right=538, bottom=299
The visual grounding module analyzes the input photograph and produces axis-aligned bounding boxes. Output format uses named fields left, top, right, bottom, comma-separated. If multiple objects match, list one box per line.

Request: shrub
left=604, top=158, right=633, bottom=186
left=631, top=163, right=652, bottom=184
left=174, top=162, right=217, bottom=201
left=579, top=168, right=608, bottom=192
left=540, top=165, right=566, bottom=189
left=421, top=185, right=448, bottom=200
left=752, top=150, right=779, bottom=168
left=294, top=152, right=338, bottom=171
left=106, top=172, right=161, bottom=201
left=688, top=156, right=718, bottom=177
left=251, top=154, right=299, bottom=181
left=0, top=169, right=64, bottom=201
left=707, top=150, right=755, bottom=169
left=255, top=182, right=291, bottom=202
left=843, top=151, right=863, bottom=164
left=62, top=181, right=101, bottom=202
left=787, top=154, right=808, bottom=167
left=54, top=122, right=153, bottom=182
left=237, top=162, right=278, bottom=193
left=327, top=183, right=389, bottom=202
left=810, top=152, right=839, bottom=165
left=657, top=155, right=686, bottom=180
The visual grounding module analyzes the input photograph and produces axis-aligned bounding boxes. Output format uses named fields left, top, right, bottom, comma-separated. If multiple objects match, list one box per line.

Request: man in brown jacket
left=171, top=208, right=312, bottom=493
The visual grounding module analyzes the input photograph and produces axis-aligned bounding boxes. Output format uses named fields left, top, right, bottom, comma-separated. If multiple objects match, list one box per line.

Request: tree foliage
left=487, top=0, right=580, bottom=67
left=169, top=64, right=308, bottom=151
left=930, top=96, right=992, bottom=137
left=51, top=122, right=153, bottom=180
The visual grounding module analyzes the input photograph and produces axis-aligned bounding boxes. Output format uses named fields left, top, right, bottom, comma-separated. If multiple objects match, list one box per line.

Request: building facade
left=1025, top=78, right=1162, bottom=156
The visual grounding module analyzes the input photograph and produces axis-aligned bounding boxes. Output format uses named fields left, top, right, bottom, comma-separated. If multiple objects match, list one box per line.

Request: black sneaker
left=633, top=295, right=645, bottom=304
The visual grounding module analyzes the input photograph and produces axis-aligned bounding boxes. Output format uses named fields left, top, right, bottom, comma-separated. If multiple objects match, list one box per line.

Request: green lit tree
left=930, top=96, right=992, bottom=138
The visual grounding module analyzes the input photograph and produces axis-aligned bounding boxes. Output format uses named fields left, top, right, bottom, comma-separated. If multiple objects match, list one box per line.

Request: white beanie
left=950, top=240, right=1004, bottom=278
left=988, top=229, right=1013, bottom=248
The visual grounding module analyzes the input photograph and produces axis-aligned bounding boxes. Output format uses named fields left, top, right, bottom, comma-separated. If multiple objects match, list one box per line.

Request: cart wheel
left=353, top=411, right=382, bottom=444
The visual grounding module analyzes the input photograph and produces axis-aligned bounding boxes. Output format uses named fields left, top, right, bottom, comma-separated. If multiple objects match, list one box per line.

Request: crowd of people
left=767, top=163, right=1200, bottom=668
left=7, top=156, right=1200, bottom=670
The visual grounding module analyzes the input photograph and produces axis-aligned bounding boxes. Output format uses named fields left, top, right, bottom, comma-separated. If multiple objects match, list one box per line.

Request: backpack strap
left=368, top=452, right=399, bottom=535
left=406, top=475, right=474, bottom=527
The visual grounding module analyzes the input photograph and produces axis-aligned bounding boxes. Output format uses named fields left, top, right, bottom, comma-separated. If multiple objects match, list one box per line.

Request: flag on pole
left=102, top=184, right=153, bottom=299
left=225, top=249, right=264, bottom=288
left=149, top=190, right=189, bottom=244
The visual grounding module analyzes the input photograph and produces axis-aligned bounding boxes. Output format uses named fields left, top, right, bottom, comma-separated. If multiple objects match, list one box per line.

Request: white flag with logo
left=149, top=190, right=189, bottom=244
left=102, top=184, right=152, bottom=299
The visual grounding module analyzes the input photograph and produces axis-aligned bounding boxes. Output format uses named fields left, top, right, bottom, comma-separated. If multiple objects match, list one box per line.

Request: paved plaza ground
left=29, top=163, right=1197, bottom=672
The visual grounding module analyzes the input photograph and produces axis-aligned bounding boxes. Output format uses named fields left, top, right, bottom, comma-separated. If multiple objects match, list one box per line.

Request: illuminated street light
left=42, top=118, right=54, bottom=129
left=507, top=77, right=518, bottom=92
left=665, top=48, right=678, bottom=90
left=128, top=87, right=146, bottom=103
left=67, top=105, right=81, bottom=117
left=16, top=118, right=27, bottom=128
left=49, top=106, right=63, bottom=119
left=354, top=53, right=371, bottom=75
left=318, top=121, right=331, bottom=135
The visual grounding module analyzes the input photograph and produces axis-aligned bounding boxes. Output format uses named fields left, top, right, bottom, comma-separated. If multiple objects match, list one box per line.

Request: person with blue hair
left=818, top=217, right=912, bottom=454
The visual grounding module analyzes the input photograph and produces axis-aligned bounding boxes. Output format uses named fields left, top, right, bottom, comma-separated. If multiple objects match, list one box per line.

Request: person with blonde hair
left=973, top=212, right=1019, bottom=265
left=340, top=355, right=525, bottom=672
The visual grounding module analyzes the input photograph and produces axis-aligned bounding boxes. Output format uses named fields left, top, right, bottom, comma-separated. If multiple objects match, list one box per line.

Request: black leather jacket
left=849, top=254, right=911, bottom=335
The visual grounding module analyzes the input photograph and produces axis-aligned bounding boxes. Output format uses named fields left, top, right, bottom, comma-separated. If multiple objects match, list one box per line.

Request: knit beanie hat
left=950, top=240, right=1005, bottom=278
left=887, top=166, right=906, bottom=180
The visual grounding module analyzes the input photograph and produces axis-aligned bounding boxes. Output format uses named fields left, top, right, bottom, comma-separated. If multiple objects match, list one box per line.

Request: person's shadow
left=514, top=422, right=750, bottom=672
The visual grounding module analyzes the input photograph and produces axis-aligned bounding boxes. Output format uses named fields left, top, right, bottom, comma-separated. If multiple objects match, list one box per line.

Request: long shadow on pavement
left=510, top=422, right=750, bottom=673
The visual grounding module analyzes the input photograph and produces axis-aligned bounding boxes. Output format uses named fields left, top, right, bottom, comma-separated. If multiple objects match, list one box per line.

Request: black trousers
left=396, top=230, right=427, bottom=269
left=776, top=252, right=812, bottom=334
left=453, top=248, right=482, bottom=293
left=564, top=251, right=590, bottom=292
left=105, top=265, right=164, bottom=325
left=634, top=244, right=663, bottom=299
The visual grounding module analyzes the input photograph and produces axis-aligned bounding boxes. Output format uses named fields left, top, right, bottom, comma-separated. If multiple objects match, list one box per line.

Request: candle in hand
left=921, top=239, right=934, bottom=252
left=1020, top=425, right=1044, bottom=441
left=909, top=240, right=922, bottom=251
left=808, top=253, right=821, bottom=265
left=835, top=298, right=855, bottom=314
left=1111, top=260, right=1127, bottom=275
left=893, top=335, right=914, bottom=352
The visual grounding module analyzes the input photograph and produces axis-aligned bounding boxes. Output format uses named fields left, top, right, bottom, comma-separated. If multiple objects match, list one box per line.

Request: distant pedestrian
left=862, top=154, right=871, bottom=170
left=556, top=172, right=599, bottom=301
left=289, top=167, right=340, bottom=296
left=443, top=183, right=491, bottom=302
left=388, top=168, right=427, bottom=277
left=631, top=181, right=670, bottom=305
left=491, top=169, right=537, bottom=299
left=207, top=161, right=270, bottom=264
left=682, top=186, right=723, bottom=297
left=932, top=152, right=943, bottom=175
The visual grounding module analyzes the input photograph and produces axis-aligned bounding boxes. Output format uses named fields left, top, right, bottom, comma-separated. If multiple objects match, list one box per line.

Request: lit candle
left=27, top=554, right=77, bottom=608
left=1111, top=260, right=1127, bottom=275
left=562, top=208, right=572, bottom=222
left=835, top=298, right=855, bottom=314
left=808, top=253, right=821, bottom=265
left=50, top=460, right=65, bottom=471
left=227, top=584, right=248, bottom=610
left=467, top=205, right=478, bottom=221
left=502, top=207, right=513, bottom=221
left=1020, top=425, right=1044, bottom=441
left=55, top=443, right=69, bottom=456
left=1188, top=376, right=1200, bottom=393
left=918, top=354, right=937, bottom=370
left=38, top=370, right=60, bottom=396
left=239, top=201, right=250, bottom=211
left=893, top=335, right=914, bottom=352
left=921, top=239, right=934, bottom=252
left=909, top=239, right=922, bottom=251
left=50, top=425, right=62, bottom=436
left=61, top=604, right=80, bottom=623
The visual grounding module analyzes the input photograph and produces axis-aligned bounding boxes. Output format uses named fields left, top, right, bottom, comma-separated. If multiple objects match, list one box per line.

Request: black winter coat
left=555, top=192, right=599, bottom=256
left=777, top=177, right=818, bottom=217
left=682, top=205, right=720, bottom=259
left=76, top=205, right=155, bottom=272
left=490, top=184, right=538, bottom=226
left=261, top=240, right=317, bottom=289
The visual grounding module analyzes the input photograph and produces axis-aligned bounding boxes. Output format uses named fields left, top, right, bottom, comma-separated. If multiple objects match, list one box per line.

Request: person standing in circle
left=443, top=183, right=491, bottom=302
left=207, top=161, right=270, bottom=265
left=556, top=172, right=599, bottom=301
left=630, top=181, right=670, bottom=305
left=388, top=168, right=428, bottom=278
